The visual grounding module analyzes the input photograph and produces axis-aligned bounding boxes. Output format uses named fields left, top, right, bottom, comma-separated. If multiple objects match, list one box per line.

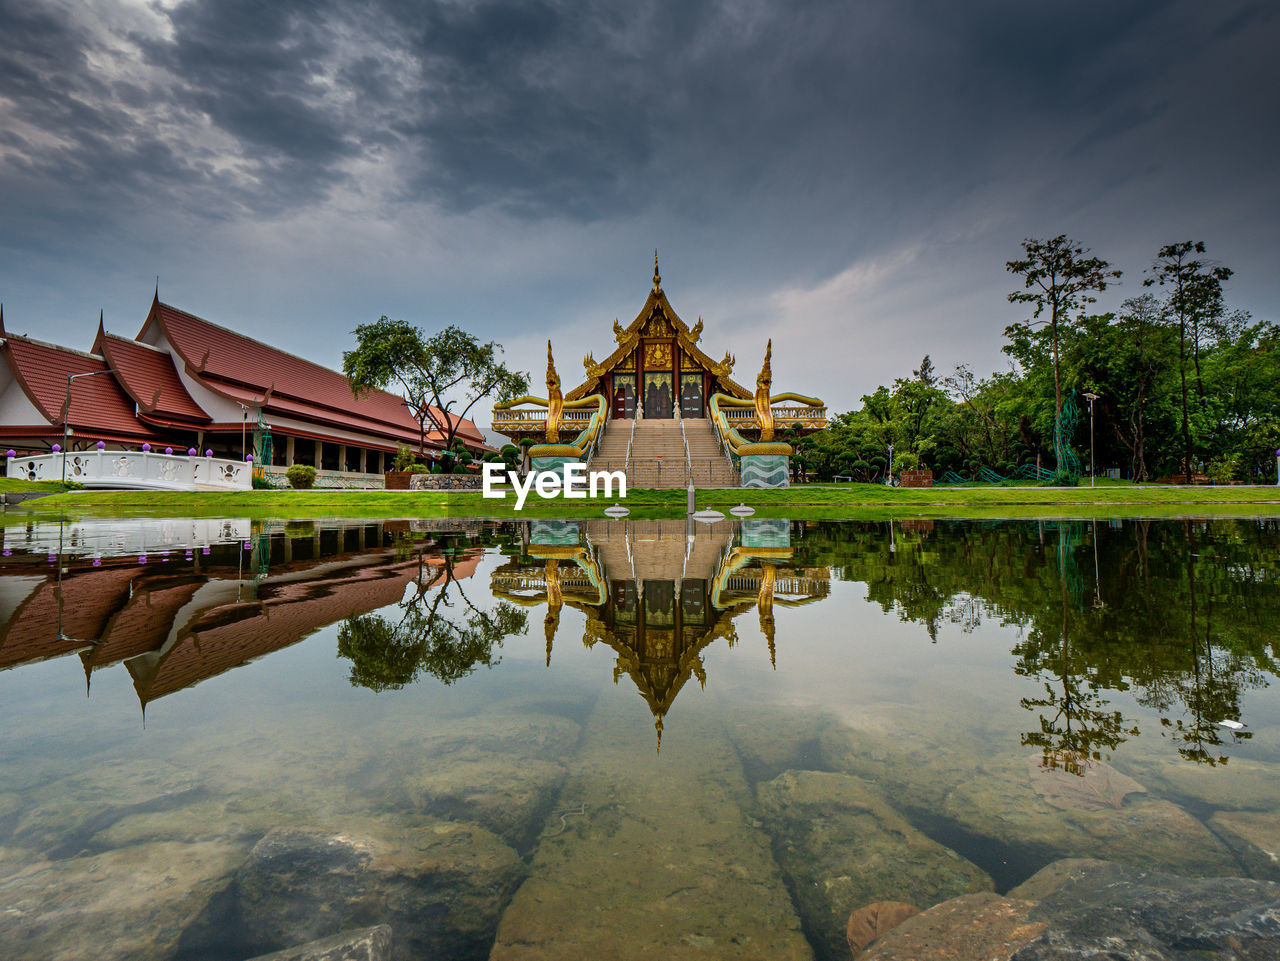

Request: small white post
left=687, top=480, right=695, bottom=515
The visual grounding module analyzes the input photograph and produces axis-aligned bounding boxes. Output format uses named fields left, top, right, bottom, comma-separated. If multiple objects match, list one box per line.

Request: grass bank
left=12, top=482, right=1280, bottom=522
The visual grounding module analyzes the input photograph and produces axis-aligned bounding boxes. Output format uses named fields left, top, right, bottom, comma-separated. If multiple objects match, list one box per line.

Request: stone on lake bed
left=0, top=839, right=244, bottom=961
left=204, top=818, right=524, bottom=961
left=367, top=753, right=567, bottom=851
left=942, top=754, right=1241, bottom=878
left=756, top=770, right=994, bottom=961
left=845, top=901, right=921, bottom=957
left=1116, top=754, right=1280, bottom=812
left=1209, top=809, right=1280, bottom=882
left=856, top=892, right=1043, bottom=961
left=490, top=700, right=813, bottom=961
left=244, top=924, right=392, bottom=961
left=862, top=861, right=1280, bottom=960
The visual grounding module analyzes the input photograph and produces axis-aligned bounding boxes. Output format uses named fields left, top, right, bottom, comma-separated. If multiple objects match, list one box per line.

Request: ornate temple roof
left=140, top=296, right=485, bottom=448
left=564, top=256, right=752, bottom=402
left=0, top=317, right=162, bottom=443
left=94, top=326, right=211, bottom=425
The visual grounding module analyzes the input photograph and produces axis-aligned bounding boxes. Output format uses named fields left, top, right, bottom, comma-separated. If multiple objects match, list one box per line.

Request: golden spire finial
left=653, top=249, right=661, bottom=291
left=655, top=716, right=664, bottom=753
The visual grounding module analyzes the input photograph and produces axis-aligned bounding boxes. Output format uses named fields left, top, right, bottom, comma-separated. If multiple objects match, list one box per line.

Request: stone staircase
left=589, top=418, right=738, bottom=489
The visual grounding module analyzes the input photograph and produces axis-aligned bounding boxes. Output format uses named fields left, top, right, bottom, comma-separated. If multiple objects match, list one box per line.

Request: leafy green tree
left=1144, top=242, right=1233, bottom=476
left=1006, top=235, right=1122, bottom=425
left=344, top=318, right=528, bottom=467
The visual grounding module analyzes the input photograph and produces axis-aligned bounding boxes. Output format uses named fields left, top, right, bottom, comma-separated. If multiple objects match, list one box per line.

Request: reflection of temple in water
left=0, top=520, right=482, bottom=712
left=491, top=519, right=829, bottom=746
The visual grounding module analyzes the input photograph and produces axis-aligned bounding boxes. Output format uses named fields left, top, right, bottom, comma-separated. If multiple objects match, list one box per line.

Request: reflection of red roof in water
left=0, top=565, right=144, bottom=670
left=141, top=300, right=485, bottom=448
left=80, top=575, right=206, bottom=670
left=128, top=548, right=484, bottom=705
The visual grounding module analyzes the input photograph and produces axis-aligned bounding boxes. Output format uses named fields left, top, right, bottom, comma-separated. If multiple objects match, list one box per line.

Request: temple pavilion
left=491, top=257, right=827, bottom=488
left=0, top=293, right=487, bottom=483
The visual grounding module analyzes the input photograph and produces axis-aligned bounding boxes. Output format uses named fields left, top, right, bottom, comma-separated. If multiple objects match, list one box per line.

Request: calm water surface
left=0, top=516, right=1277, bottom=961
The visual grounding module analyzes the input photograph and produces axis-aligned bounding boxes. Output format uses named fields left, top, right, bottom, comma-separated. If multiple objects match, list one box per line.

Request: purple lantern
left=1, top=550, right=10, bottom=556
left=165, top=447, right=173, bottom=455
left=201, top=547, right=211, bottom=555
left=96, top=441, right=106, bottom=450
left=138, top=555, right=147, bottom=564
left=92, top=558, right=102, bottom=567
left=142, top=443, right=151, bottom=452
left=188, top=448, right=196, bottom=456
left=243, top=541, right=252, bottom=551
left=246, top=454, right=254, bottom=463
left=52, top=444, right=61, bottom=453
left=205, top=449, right=213, bottom=457
left=5, top=450, right=13, bottom=458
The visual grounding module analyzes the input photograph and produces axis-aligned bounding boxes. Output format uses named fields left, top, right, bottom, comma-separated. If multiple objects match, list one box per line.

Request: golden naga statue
left=494, top=340, right=605, bottom=446
left=709, top=340, right=824, bottom=456
left=754, top=339, right=776, bottom=442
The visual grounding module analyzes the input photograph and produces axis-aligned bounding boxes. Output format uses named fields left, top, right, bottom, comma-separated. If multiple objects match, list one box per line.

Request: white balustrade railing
left=7, top=450, right=252, bottom=491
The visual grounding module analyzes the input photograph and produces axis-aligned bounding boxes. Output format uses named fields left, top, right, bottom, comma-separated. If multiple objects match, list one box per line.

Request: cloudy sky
left=2, top=0, right=1277, bottom=425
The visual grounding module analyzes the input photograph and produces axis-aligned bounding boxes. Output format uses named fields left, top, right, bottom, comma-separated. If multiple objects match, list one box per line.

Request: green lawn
left=0, top=477, right=74, bottom=492
left=11, top=481, right=1280, bottom=522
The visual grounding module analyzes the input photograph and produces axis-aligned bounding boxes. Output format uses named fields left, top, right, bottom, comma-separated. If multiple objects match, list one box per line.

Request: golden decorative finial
left=690, top=316, right=703, bottom=342
left=655, top=716, right=663, bottom=753
left=653, top=249, right=661, bottom=290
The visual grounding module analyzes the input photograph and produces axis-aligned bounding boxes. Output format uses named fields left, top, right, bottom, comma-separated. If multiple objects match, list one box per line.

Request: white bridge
left=8, top=450, right=252, bottom=491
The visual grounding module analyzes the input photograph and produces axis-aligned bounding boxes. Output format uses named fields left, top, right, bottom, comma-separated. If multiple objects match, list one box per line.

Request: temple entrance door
left=680, top=373, right=705, bottom=418
left=611, top=374, right=636, bottom=419
left=643, top=371, right=674, bottom=419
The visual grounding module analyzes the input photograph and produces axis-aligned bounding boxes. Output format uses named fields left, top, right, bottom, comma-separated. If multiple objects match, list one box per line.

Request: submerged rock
left=1117, top=755, right=1280, bottom=812
left=362, top=713, right=580, bottom=849
left=245, top=924, right=392, bottom=961
left=942, top=754, right=1241, bottom=878
left=9, top=760, right=200, bottom=859
left=858, top=892, right=1043, bottom=961
left=371, top=754, right=566, bottom=852
left=490, top=699, right=813, bottom=961
left=185, top=818, right=523, bottom=961
left=845, top=901, right=920, bottom=957
left=1017, top=861, right=1280, bottom=960
left=756, top=770, right=993, bottom=961
left=862, top=861, right=1280, bottom=961
left=1209, top=809, right=1280, bottom=881
left=721, top=704, right=830, bottom=783
left=0, top=839, right=243, bottom=961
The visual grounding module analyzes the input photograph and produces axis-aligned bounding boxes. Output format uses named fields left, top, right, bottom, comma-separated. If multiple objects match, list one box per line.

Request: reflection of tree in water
left=337, top=533, right=528, bottom=692
left=795, top=519, right=1279, bottom=768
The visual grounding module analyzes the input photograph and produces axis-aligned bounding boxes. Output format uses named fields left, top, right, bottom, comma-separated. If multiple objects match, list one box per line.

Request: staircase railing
left=679, top=419, right=691, bottom=486
left=624, top=413, right=637, bottom=476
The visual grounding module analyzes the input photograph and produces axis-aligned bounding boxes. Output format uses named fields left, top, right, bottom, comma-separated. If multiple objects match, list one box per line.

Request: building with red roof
left=0, top=295, right=488, bottom=480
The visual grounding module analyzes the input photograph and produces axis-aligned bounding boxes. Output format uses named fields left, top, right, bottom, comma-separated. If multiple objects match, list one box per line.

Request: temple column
left=359, top=449, right=367, bottom=473
left=338, top=445, right=347, bottom=472
left=286, top=436, right=296, bottom=467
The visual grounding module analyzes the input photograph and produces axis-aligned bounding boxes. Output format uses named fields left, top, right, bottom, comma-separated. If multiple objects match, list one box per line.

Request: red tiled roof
left=95, top=330, right=209, bottom=423
left=143, top=300, right=485, bottom=447
left=0, top=334, right=159, bottom=441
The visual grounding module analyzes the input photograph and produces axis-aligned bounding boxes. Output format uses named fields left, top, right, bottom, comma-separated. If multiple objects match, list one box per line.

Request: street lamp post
left=1082, top=392, right=1099, bottom=488
left=1275, top=448, right=1279, bottom=487
left=62, top=369, right=118, bottom=492
left=886, top=443, right=894, bottom=486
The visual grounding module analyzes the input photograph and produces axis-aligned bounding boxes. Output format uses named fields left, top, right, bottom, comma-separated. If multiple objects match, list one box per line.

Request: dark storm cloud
left=3, top=0, right=1277, bottom=238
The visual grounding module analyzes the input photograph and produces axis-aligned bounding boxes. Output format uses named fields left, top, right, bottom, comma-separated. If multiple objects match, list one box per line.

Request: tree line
left=798, top=237, right=1280, bottom=483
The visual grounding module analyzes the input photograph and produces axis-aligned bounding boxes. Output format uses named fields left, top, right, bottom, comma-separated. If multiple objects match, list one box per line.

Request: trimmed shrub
left=286, top=464, right=318, bottom=489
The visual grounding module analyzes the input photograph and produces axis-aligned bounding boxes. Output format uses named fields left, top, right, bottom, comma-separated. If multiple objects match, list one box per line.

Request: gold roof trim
left=564, top=279, right=751, bottom=402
